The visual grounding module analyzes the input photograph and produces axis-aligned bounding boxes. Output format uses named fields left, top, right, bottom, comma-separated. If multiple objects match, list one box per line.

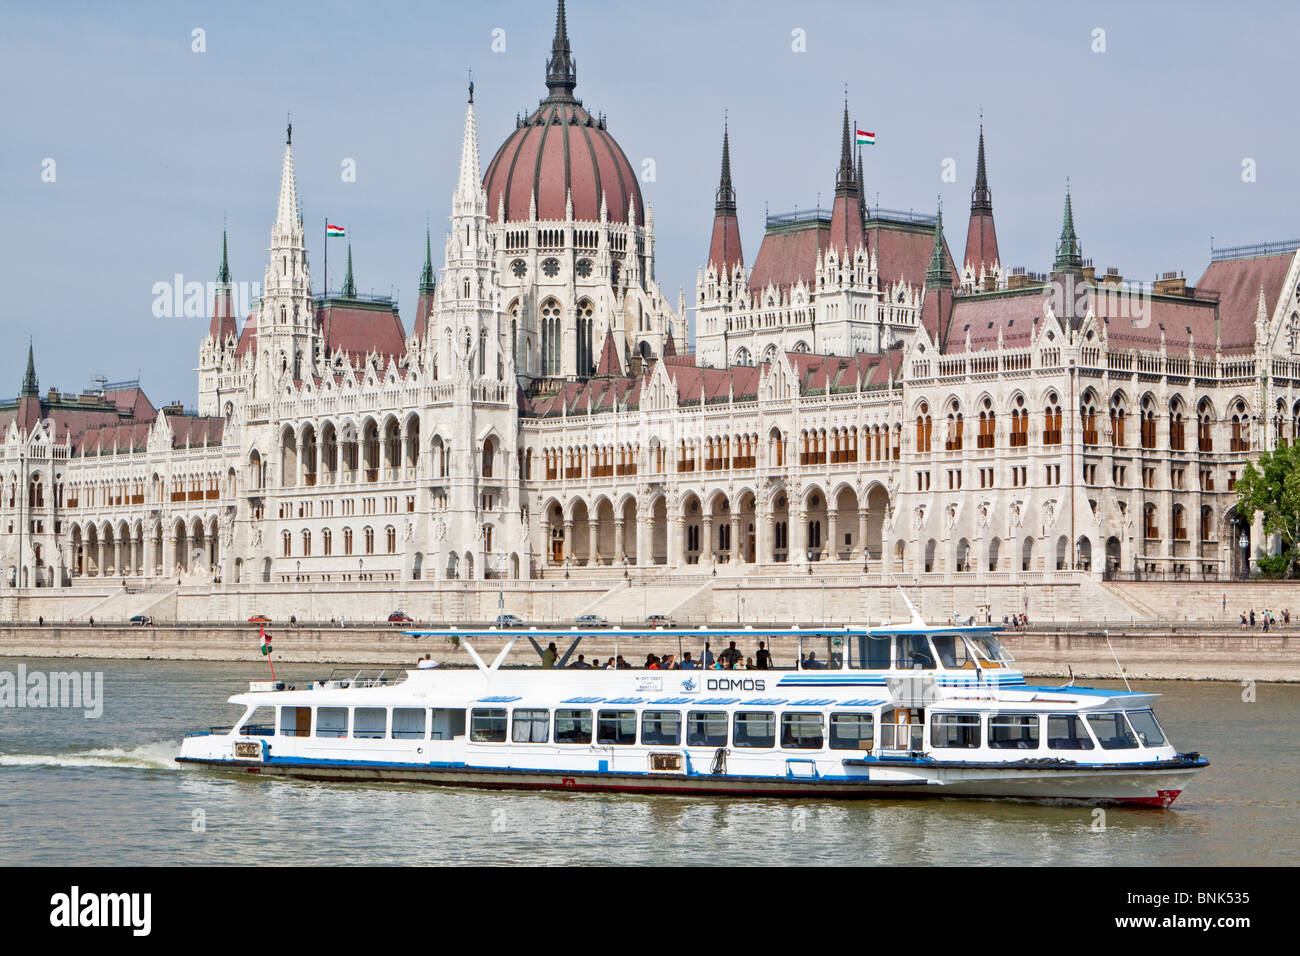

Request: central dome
left=483, top=1, right=644, bottom=226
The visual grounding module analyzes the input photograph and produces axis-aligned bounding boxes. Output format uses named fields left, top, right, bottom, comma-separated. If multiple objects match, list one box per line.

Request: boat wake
left=0, top=741, right=179, bottom=772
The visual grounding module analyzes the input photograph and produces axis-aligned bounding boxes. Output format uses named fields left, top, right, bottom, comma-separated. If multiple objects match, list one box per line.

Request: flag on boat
left=260, top=625, right=272, bottom=656
left=326, top=223, right=346, bottom=238
left=856, top=128, right=875, bottom=146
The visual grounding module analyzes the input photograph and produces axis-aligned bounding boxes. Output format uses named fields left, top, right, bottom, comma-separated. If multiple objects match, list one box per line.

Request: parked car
left=646, top=614, right=672, bottom=627
left=387, top=611, right=414, bottom=626
left=575, top=613, right=608, bottom=627
left=248, top=614, right=271, bottom=624
left=494, top=613, right=524, bottom=628
left=129, top=614, right=153, bottom=626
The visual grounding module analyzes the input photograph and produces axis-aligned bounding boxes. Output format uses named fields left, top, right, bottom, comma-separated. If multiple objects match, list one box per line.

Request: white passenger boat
left=177, top=605, right=1207, bottom=807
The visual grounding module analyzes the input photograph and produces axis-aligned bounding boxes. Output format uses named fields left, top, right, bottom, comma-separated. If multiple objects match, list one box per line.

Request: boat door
left=879, top=706, right=924, bottom=753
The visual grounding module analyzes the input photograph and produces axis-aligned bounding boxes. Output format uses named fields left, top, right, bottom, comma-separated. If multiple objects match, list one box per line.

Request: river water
left=0, top=657, right=1294, bottom=866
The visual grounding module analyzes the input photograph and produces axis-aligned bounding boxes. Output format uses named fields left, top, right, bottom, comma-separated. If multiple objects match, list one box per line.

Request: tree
left=1235, top=441, right=1300, bottom=578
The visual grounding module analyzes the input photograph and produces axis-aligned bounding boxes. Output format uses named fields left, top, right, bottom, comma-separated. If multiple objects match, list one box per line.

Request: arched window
left=977, top=398, right=996, bottom=450
left=1197, top=399, right=1214, bottom=452
left=1043, top=392, right=1062, bottom=445
left=302, top=530, right=312, bottom=556
left=323, top=528, right=333, bottom=556
left=916, top=403, right=932, bottom=453
left=343, top=527, right=353, bottom=556
left=1010, top=396, right=1028, bottom=447
left=1140, top=396, right=1157, bottom=449
left=386, top=526, right=396, bottom=554
left=945, top=401, right=964, bottom=451
left=282, top=530, right=292, bottom=557
left=1110, top=394, right=1127, bottom=447
left=364, top=527, right=375, bottom=555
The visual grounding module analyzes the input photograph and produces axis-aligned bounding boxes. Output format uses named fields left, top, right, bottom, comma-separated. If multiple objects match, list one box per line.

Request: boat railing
left=317, top=668, right=409, bottom=689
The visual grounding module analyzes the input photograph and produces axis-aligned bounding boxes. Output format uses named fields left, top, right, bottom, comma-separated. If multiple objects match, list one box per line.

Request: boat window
left=966, top=632, right=1015, bottom=663
left=316, top=706, right=349, bottom=739
left=239, top=706, right=275, bottom=737
left=854, top=634, right=892, bottom=670
left=930, top=635, right=972, bottom=669
left=280, top=706, right=312, bottom=737
left=930, top=713, right=981, bottom=748
left=1087, top=712, right=1139, bottom=750
left=1047, top=714, right=1095, bottom=750
left=555, top=709, right=593, bottom=744
left=392, top=708, right=427, bottom=739
left=829, top=712, right=874, bottom=750
left=879, top=708, right=924, bottom=750
left=641, top=710, right=681, bottom=746
left=780, top=712, right=824, bottom=749
left=597, top=710, right=637, bottom=745
left=895, top=634, right=935, bottom=669
left=512, top=709, right=550, bottom=743
left=733, top=711, right=776, bottom=748
left=686, top=711, right=728, bottom=747
left=353, top=707, right=387, bottom=739
left=988, top=714, right=1040, bottom=749
left=1125, top=709, right=1167, bottom=747
left=470, top=708, right=507, bottom=743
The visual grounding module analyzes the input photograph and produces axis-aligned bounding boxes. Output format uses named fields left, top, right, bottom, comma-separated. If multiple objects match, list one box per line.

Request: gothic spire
left=342, top=243, right=356, bottom=298
left=21, top=339, right=37, bottom=396
left=419, top=228, right=435, bottom=293
left=926, top=202, right=951, bottom=289
left=856, top=144, right=867, bottom=229
left=835, top=97, right=856, bottom=195
left=217, top=229, right=231, bottom=286
left=545, top=0, right=577, bottom=101
left=1054, top=184, right=1083, bottom=274
left=275, top=134, right=300, bottom=231
left=715, top=120, right=736, bottom=214
left=971, top=124, right=992, bottom=213
left=455, top=92, right=483, bottom=204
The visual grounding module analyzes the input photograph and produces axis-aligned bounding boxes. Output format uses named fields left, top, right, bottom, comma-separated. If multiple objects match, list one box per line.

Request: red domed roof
left=483, top=1, right=643, bottom=226
left=485, top=101, right=644, bottom=225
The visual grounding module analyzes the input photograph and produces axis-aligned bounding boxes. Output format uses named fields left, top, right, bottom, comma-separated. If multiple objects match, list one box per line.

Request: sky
left=3, top=0, right=1298, bottom=406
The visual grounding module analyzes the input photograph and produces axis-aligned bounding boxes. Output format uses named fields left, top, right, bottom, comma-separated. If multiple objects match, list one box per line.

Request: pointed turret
left=963, top=124, right=1001, bottom=288
left=455, top=87, right=485, bottom=209
left=927, top=204, right=952, bottom=290
left=706, top=120, right=743, bottom=278
left=1053, top=185, right=1084, bottom=275
left=595, top=328, right=623, bottom=377
left=275, top=126, right=300, bottom=232
left=414, top=228, right=438, bottom=341
left=419, top=228, right=435, bottom=294
left=828, top=98, right=865, bottom=259
left=341, top=243, right=356, bottom=298
left=209, top=229, right=238, bottom=344
left=921, top=202, right=955, bottom=350
left=545, top=0, right=577, bottom=101
left=21, top=339, right=38, bottom=396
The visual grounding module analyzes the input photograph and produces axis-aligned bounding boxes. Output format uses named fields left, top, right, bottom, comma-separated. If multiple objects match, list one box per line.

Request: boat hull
left=175, top=755, right=1203, bottom=807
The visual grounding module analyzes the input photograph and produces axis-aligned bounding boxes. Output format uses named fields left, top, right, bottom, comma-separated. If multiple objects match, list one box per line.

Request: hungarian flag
left=326, top=224, right=346, bottom=238
left=260, top=624, right=272, bottom=656
left=856, top=128, right=876, bottom=146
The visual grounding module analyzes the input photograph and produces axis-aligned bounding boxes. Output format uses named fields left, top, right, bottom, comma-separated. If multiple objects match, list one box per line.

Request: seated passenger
left=646, top=654, right=660, bottom=669
left=679, top=652, right=696, bottom=670
left=803, top=652, right=824, bottom=670
left=719, top=641, right=742, bottom=668
left=616, top=655, right=630, bottom=670
left=416, top=653, right=438, bottom=669
left=660, top=653, right=676, bottom=669
left=571, top=654, right=592, bottom=668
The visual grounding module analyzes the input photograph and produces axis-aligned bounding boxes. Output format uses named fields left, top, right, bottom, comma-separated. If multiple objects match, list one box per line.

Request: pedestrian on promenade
left=1240, top=611, right=1247, bottom=630
left=1250, top=610, right=1256, bottom=628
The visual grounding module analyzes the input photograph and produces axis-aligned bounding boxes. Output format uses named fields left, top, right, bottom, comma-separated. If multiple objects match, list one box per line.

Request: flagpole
left=323, top=218, right=328, bottom=299
left=261, top=623, right=276, bottom=681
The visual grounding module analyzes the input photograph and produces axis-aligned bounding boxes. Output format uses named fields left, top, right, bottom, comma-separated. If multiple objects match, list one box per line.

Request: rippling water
left=0, top=657, right=1294, bottom=866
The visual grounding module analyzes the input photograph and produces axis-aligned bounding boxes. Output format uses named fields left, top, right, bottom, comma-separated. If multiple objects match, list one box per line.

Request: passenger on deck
left=703, top=642, right=715, bottom=668
left=416, top=654, right=438, bottom=669
left=647, top=654, right=661, bottom=669
left=661, top=653, right=676, bottom=669
left=571, top=654, right=592, bottom=668
left=745, top=657, right=756, bottom=669
left=616, top=655, right=630, bottom=670
left=755, top=642, right=772, bottom=670
left=604, top=657, right=616, bottom=669
left=733, top=657, right=747, bottom=670
left=802, top=652, right=824, bottom=670
left=719, top=641, right=742, bottom=668
left=679, top=652, right=696, bottom=669
left=542, top=642, right=558, bottom=668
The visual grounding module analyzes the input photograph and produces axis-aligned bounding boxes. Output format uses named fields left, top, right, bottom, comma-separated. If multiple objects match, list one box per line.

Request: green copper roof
left=217, top=230, right=231, bottom=285
left=341, top=243, right=356, bottom=298
left=926, top=203, right=951, bottom=289
left=21, top=339, right=37, bottom=396
left=1054, top=187, right=1083, bottom=273
left=419, top=229, right=435, bottom=293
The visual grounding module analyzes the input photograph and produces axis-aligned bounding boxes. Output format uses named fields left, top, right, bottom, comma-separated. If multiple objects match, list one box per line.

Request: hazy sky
left=4, top=0, right=1297, bottom=405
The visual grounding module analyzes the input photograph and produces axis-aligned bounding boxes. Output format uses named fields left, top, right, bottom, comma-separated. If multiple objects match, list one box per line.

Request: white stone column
left=730, top=514, right=743, bottom=564
left=613, top=519, right=625, bottom=565
left=827, top=509, right=840, bottom=561
left=700, top=516, right=714, bottom=568
left=858, top=510, right=870, bottom=563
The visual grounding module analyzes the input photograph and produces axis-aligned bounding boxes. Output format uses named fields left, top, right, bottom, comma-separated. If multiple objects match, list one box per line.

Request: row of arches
left=65, top=516, right=219, bottom=578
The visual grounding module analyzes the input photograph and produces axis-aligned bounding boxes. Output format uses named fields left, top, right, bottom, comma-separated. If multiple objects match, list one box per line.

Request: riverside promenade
left=0, top=620, right=1295, bottom=682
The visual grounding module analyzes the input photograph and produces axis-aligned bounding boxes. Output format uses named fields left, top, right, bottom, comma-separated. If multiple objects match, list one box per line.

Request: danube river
left=1, top=658, right=1295, bottom=866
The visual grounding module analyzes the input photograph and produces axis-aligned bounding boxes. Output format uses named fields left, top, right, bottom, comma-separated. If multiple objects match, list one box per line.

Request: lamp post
left=1239, top=532, right=1249, bottom=580
left=494, top=551, right=506, bottom=619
